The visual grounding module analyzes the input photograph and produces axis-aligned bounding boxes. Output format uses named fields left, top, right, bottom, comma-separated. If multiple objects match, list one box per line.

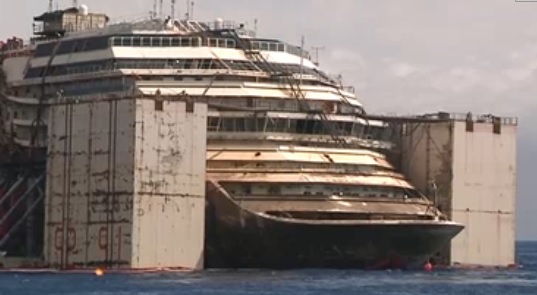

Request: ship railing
left=369, top=112, right=518, bottom=126
left=448, top=112, right=518, bottom=126
left=41, top=67, right=274, bottom=85
left=0, top=37, right=34, bottom=57
left=206, top=132, right=394, bottom=150
left=206, top=20, right=256, bottom=38
left=62, top=61, right=281, bottom=77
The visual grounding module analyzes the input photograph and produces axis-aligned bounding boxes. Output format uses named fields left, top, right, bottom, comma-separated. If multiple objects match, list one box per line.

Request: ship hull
left=204, top=181, right=464, bottom=269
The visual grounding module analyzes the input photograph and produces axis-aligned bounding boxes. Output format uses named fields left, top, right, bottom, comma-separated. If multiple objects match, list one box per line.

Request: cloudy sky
left=1, top=0, right=536, bottom=240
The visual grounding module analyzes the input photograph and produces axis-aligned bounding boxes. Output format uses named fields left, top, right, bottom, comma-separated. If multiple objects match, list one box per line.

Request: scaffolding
left=0, top=50, right=46, bottom=262
left=218, top=29, right=349, bottom=148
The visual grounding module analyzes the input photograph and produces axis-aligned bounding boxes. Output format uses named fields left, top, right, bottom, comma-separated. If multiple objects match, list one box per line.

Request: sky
left=1, top=0, right=536, bottom=240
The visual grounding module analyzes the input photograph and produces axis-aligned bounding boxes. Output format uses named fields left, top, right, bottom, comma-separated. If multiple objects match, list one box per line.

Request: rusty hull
left=204, top=180, right=463, bottom=269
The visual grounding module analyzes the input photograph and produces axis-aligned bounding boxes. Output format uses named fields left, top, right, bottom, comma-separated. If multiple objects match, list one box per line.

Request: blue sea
left=0, top=242, right=535, bottom=295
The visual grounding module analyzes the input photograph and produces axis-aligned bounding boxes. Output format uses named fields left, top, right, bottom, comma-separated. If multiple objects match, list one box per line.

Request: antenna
left=72, top=0, right=78, bottom=7
left=171, top=0, right=176, bottom=20
left=186, top=0, right=190, bottom=20
left=151, top=0, right=157, bottom=19
left=299, top=35, right=305, bottom=87
left=48, top=0, right=53, bottom=11
left=311, top=46, right=325, bottom=66
left=190, top=1, right=195, bottom=20
left=254, top=18, right=258, bottom=35
left=159, top=0, right=164, bottom=18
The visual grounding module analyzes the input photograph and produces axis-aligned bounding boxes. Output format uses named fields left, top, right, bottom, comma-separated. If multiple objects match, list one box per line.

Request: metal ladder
left=226, top=29, right=348, bottom=147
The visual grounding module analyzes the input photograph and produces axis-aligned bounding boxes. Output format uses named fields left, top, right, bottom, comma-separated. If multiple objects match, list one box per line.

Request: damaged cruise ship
left=0, top=4, right=463, bottom=269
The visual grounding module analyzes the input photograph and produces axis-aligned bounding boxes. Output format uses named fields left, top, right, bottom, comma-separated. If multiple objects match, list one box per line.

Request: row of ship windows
left=34, top=36, right=110, bottom=57
left=33, top=35, right=304, bottom=58
left=208, top=162, right=390, bottom=174
left=111, top=36, right=291, bottom=53
left=210, top=97, right=359, bottom=114
left=207, top=117, right=390, bottom=140
left=24, top=58, right=327, bottom=79
left=223, top=183, right=421, bottom=199
left=12, top=79, right=360, bottom=116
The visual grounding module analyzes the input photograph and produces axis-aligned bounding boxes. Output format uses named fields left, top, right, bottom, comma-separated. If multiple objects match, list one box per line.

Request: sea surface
left=0, top=242, right=535, bottom=295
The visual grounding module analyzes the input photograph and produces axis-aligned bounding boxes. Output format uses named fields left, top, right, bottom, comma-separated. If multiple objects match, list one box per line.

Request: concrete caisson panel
left=45, top=97, right=207, bottom=270
left=450, top=121, right=516, bottom=266
left=400, top=117, right=517, bottom=267
left=45, top=99, right=136, bottom=268
left=132, top=99, right=207, bottom=270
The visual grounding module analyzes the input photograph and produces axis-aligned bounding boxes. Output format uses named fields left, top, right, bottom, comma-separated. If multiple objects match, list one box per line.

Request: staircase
left=223, top=29, right=349, bottom=147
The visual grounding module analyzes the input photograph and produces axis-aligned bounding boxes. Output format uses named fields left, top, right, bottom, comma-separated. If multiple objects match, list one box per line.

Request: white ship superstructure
left=0, top=5, right=463, bottom=269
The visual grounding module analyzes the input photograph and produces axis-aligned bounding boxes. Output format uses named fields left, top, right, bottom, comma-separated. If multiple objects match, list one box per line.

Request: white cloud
left=388, top=62, right=432, bottom=78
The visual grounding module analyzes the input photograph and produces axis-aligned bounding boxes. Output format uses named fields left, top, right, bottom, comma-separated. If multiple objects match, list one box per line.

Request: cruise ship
left=0, top=4, right=463, bottom=269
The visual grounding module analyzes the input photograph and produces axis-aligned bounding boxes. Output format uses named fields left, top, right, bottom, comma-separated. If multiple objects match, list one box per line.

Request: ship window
left=260, top=42, right=269, bottom=50
left=234, top=118, right=245, bottom=131
left=34, top=43, right=56, bottom=57
left=278, top=43, right=285, bottom=52
left=142, top=37, right=151, bottom=47
left=161, top=37, right=170, bottom=47
left=251, top=41, right=260, bottom=50
left=209, top=38, right=217, bottom=47
left=199, top=60, right=210, bottom=69
left=151, top=37, right=162, bottom=47
left=182, top=38, right=192, bottom=47
left=242, top=185, right=251, bottom=195
left=221, top=118, right=234, bottom=131
left=268, top=186, right=281, bottom=195
left=208, top=117, right=219, bottom=131
left=132, top=37, right=141, bottom=46
left=190, top=60, right=200, bottom=69
left=171, top=37, right=180, bottom=46
left=191, top=38, right=200, bottom=47
left=269, top=42, right=277, bottom=51
left=210, top=60, right=223, bottom=69
left=226, top=40, right=236, bottom=48
left=183, top=60, right=193, bottom=69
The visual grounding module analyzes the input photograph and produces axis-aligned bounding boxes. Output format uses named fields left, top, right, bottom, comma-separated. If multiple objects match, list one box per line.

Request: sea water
left=0, top=242, right=535, bottom=295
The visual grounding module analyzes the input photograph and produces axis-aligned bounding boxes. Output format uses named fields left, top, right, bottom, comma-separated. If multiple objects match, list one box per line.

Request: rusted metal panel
left=400, top=121, right=453, bottom=201
left=45, top=99, right=136, bottom=268
left=239, top=198, right=432, bottom=215
left=131, top=99, right=207, bottom=270
left=208, top=172, right=415, bottom=189
left=207, top=150, right=394, bottom=168
left=400, top=119, right=517, bottom=267
left=45, top=97, right=207, bottom=270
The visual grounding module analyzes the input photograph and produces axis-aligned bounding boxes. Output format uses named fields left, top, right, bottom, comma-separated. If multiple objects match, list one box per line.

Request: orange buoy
left=424, top=262, right=433, bottom=272
left=95, top=268, right=105, bottom=276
